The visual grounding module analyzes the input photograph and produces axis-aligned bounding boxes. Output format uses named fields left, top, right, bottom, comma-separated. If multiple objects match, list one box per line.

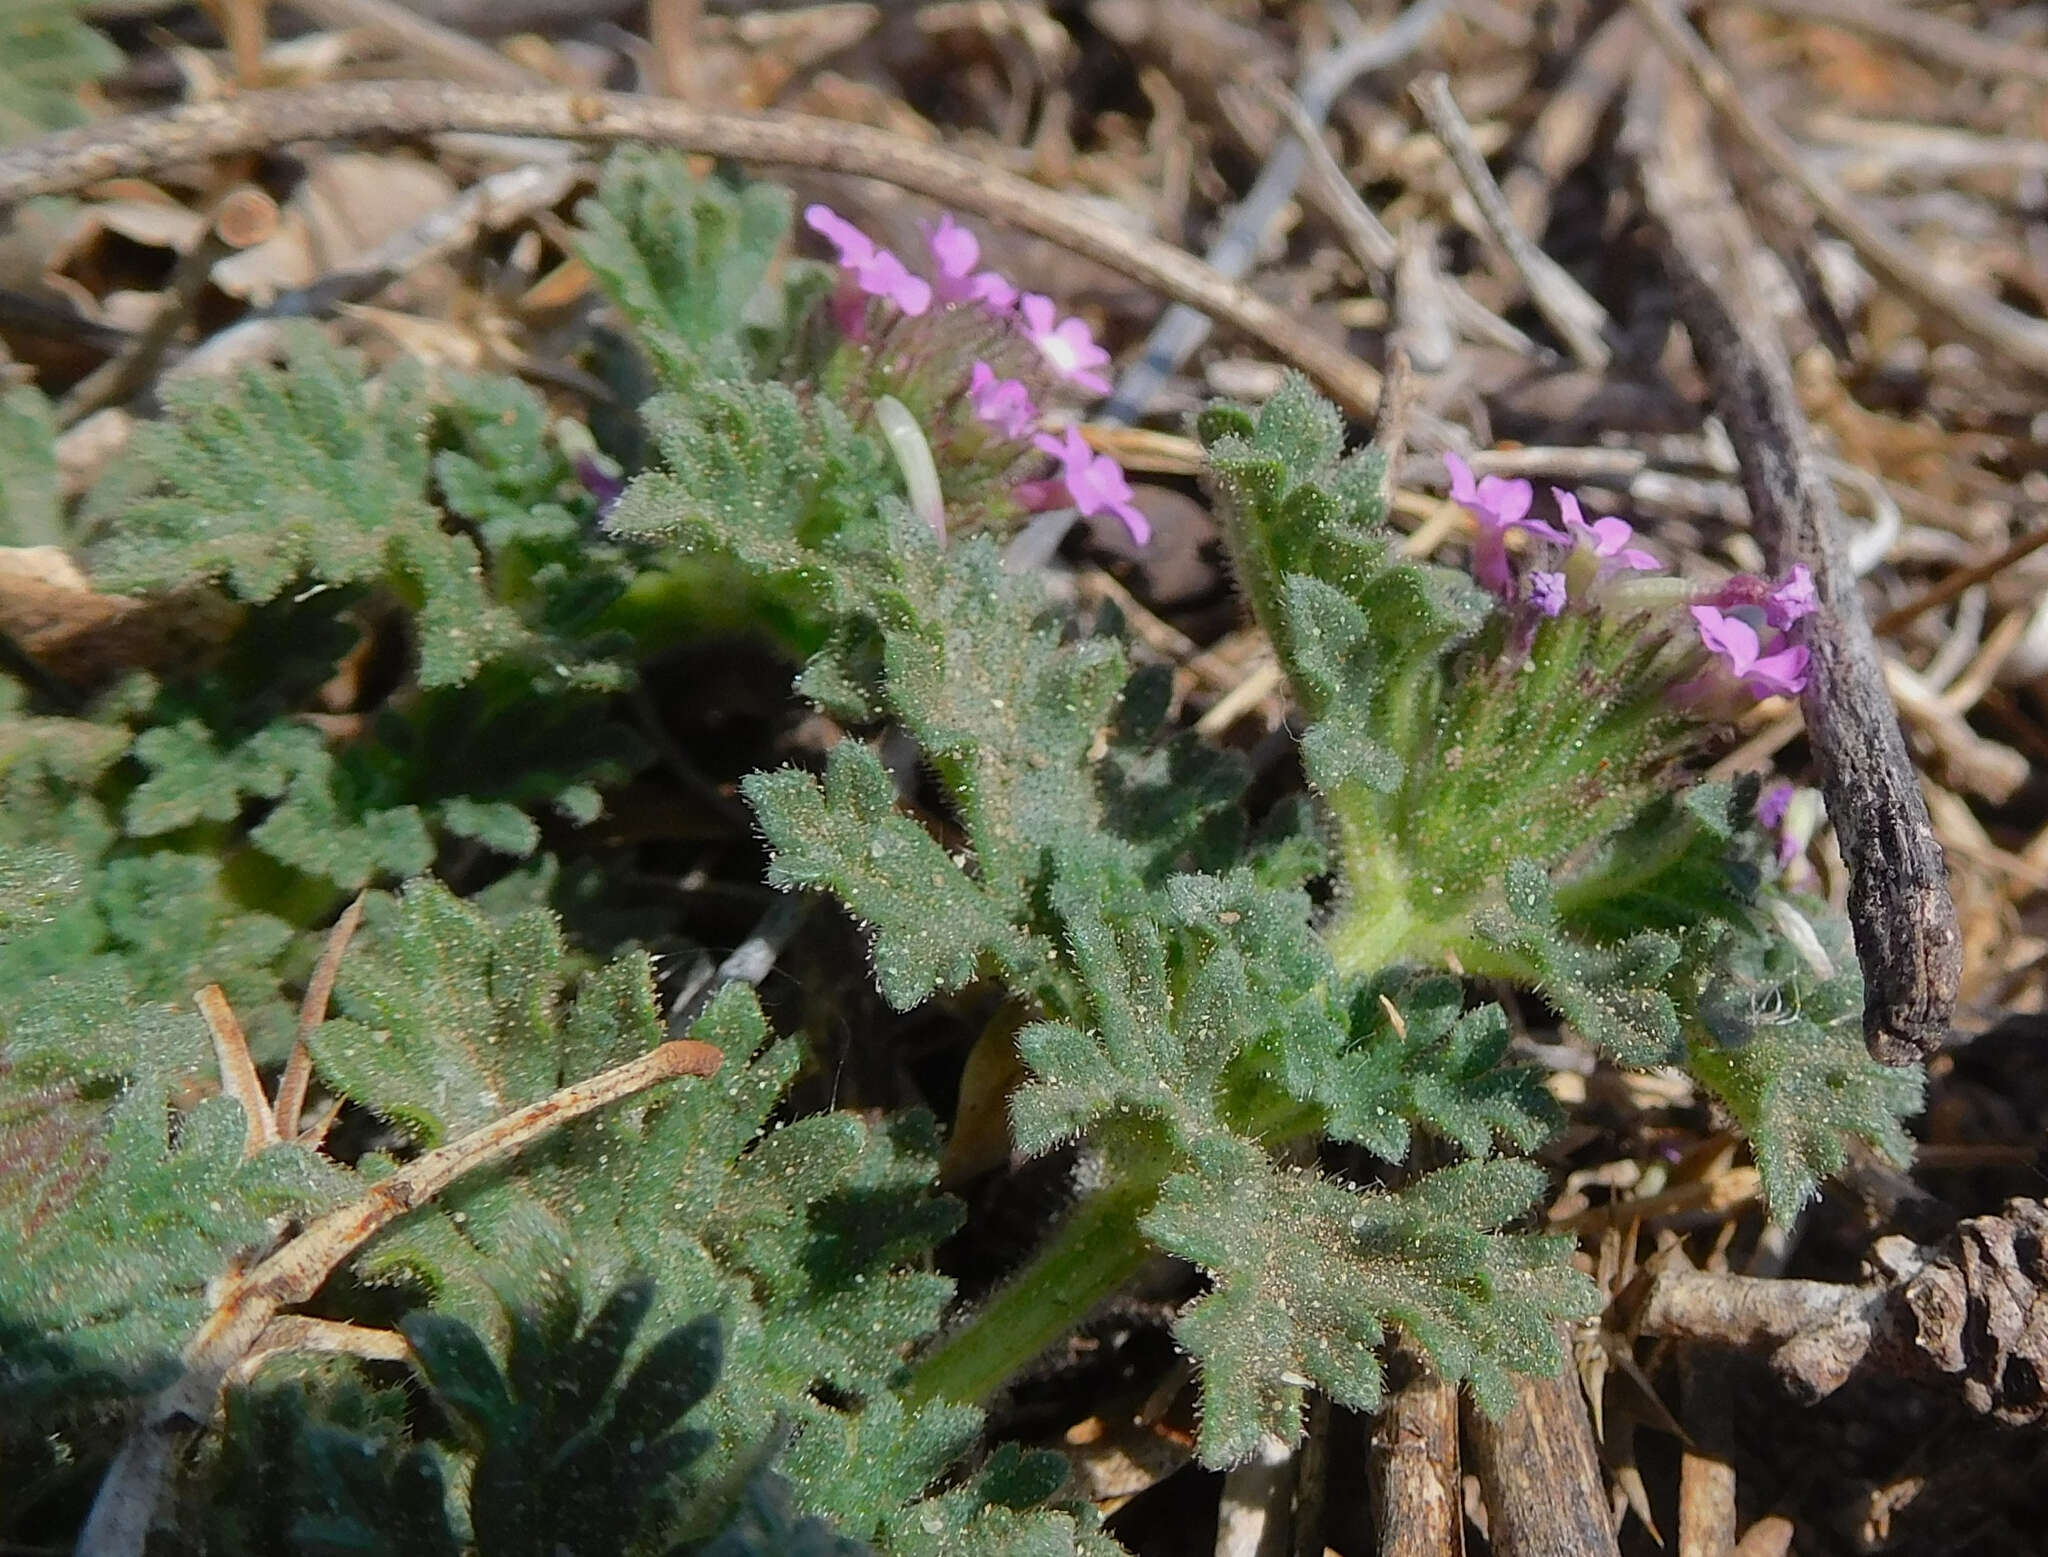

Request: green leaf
left=576, top=149, right=821, bottom=381
left=353, top=976, right=966, bottom=1536
left=1322, top=972, right=1560, bottom=1161
left=124, top=718, right=310, bottom=836
left=1471, top=861, right=1682, bottom=1065
left=0, top=384, right=63, bottom=545
left=1682, top=907, right=1923, bottom=1219
left=0, top=1078, right=349, bottom=1410
left=85, top=326, right=529, bottom=688
left=1144, top=1142, right=1594, bottom=1465
left=745, top=742, right=1043, bottom=1009
left=608, top=379, right=895, bottom=610
left=1010, top=858, right=1344, bottom=1161
left=0, top=2, right=120, bottom=142
left=310, top=881, right=580, bottom=1146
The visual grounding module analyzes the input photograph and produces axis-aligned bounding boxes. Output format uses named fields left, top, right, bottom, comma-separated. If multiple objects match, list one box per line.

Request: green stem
left=909, top=1092, right=1327, bottom=1409
left=906, top=1170, right=1162, bottom=1408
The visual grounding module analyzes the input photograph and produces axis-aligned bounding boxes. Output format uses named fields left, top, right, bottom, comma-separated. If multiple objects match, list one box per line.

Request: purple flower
left=968, top=361, right=1039, bottom=440
left=929, top=215, right=1018, bottom=310
left=1758, top=779, right=1794, bottom=831
left=804, top=204, right=932, bottom=316
left=1767, top=564, right=1818, bottom=629
left=1757, top=779, right=1829, bottom=879
left=1020, top=294, right=1113, bottom=395
left=574, top=454, right=624, bottom=517
left=1446, top=453, right=1555, bottom=595
left=1691, top=606, right=1811, bottom=698
left=1557, top=490, right=1658, bottom=572
left=1032, top=427, right=1150, bottom=546
left=1529, top=570, right=1568, bottom=617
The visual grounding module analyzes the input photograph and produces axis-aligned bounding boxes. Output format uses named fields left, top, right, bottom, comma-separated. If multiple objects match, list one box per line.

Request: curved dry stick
left=75, top=1038, right=723, bottom=1557
left=0, top=82, right=1387, bottom=423
left=1627, top=63, right=1960, bottom=1063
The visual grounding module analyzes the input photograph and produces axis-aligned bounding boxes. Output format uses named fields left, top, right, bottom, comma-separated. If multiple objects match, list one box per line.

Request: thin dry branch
left=1410, top=73, right=1613, bottom=369
left=194, top=984, right=279, bottom=1158
left=1103, top=0, right=1455, bottom=425
left=225, top=1315, right=416, bottom=1387
left=285, top=0, right=546, bottom=87
left=1874, top=523, right=2048, bottom=637
left=74, top=1037, right=723, bottom=1557
left=1739, top=0, right=2048, bottom=89
left=1677, top=1348, right=1738, bottom=1557
left=58, top=215, right=233, bottom=427
left=0, top=83, right=1390, bottom=424
left=1251, top=79, right=1538, bottom=360
left=1626, top=0, right=2048, bottom=378
left=273, top=889, right=366, bottom=1142
left=1627, top=62, right=1961, bottom=1064
left=1503, top=10, right=1643, bottom=235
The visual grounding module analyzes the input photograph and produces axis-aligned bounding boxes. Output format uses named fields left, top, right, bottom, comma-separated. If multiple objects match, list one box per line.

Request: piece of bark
left=1903, top=1196, right=2048, bottom=1424
left=1677, top=1347, right=1738, bottom=1557
left=1634, top=1199, right=2048, bottom=1422
left=1625, top=61, right=1960, bottom=1064
left=1637, top=1266, right=1910, bottom=1401
left=1463, top=1341, right=1618, bottom=1557
left=1370, top=1346, right=1464, bottom=1557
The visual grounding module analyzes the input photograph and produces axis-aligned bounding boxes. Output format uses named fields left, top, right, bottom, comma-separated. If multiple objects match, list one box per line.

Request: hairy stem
left=907, top=1172, right=1160, bottom=1408
left=910, top=1095, right=1324, bottom=1408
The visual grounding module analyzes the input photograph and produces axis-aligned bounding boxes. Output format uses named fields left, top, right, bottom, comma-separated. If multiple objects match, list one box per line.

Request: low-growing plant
left=0, top=149, right=1920, bottom=1553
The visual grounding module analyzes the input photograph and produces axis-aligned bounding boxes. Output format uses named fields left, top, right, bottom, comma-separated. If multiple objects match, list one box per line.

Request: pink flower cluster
left=803, top=204, right=1149, bottom=547
left=1444, top=454, right=1658, bottom=610
left=1443, top=454, right=1816, bottom=702
left=1029, top=428, right=1151, bottom=546
left=1690, top=569, right=1814, bottom=700
left=802, top=203, right=1114, bottom=397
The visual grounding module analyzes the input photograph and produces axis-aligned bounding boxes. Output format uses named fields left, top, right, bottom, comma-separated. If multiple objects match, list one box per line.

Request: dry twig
left=1103, top=0, right=1455, bottom=424
left=1368, top=1346, right=1463, bottom=1557
left=1410, top=73, right=1613, bottom=369
left=1502, top=10, right=1643, bottom=235
left=194, top=984, right=280, bottom=1158
left=1677, top=1348, right=1739, bottom=1557
left=1252, top=79, right=1537, bottom=361
left=1874, top=523, right=2048, bottom=637
left=285, top=0, right=545, bottom=87
left=1626, top=0, right=2048, bottom=378
left=0, top=83, right=1392, bottom=423
left=273, top=889, right=367, bottom=1142
left=75, top=1037, right=724, bottom=1557
left=1740, top=0, right=2048, bottom=89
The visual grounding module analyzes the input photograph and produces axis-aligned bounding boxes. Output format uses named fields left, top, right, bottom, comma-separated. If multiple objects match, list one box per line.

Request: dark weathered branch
left=1625, top=61, right=1960, bottom=1064
left=1463, top=1336, right=1618, bottom=1557
left=0, top=82, right=1388, bottom=423
left=1370, top=1345, right=1464, bottom=1557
